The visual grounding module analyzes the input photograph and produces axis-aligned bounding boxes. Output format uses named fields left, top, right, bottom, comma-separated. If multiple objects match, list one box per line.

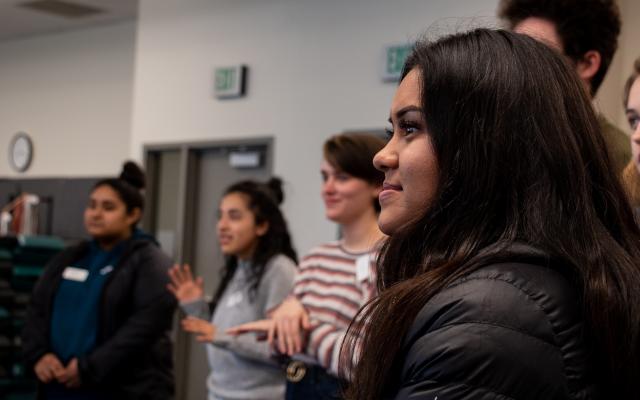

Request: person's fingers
left=285, top=319, right=297, bottom=355
left=173, top=264, right=186, bottom=283
left=267, top=320, right=277, bottom=345
left=182, top=317, right=208, bottom=334
left=55, top=369, right=68, bottom=383
left=291, top=318, right=302, bottom=354
left=196, top=334, right=211, bottom=342
left=224, top=325, right=242, bottom=335
left=35, top=367, right=49, bottom=383
left=35, top=370, right=45, bottom=382
left=42, top=366, right=55, bottom=382
left=184, top=264, right=193, bottom=282
left=195, top=276, right=204, bottom=290
left=168, top=265, right=179, bottom=284
left=301, top=311, right=311, bottom=330
left=276, top=319, right=287, bottom=354
left=167, top=283, right=177, bottom=295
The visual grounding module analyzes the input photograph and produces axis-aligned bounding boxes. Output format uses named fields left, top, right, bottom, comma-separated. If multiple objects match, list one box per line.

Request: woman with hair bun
left=22, top=161, right=177, bottom=400
left=167, top=177, right=298, bottom=400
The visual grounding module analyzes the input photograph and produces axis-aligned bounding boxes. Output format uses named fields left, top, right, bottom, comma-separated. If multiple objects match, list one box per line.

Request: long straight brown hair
left=342, top=29, right=640, bottom=398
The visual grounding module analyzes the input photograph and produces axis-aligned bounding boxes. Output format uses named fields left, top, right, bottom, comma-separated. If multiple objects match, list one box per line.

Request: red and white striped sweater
left=292, top=241, right=378, bottom=376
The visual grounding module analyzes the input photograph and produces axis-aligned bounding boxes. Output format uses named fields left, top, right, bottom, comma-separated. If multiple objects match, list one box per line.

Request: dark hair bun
left=119, top=161, right=146, bottom=190
left=265, top=177, right=284, bottom=205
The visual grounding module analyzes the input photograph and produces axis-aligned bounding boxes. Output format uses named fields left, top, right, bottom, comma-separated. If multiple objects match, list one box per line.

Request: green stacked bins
left=0, top=235, right=64, bottom=399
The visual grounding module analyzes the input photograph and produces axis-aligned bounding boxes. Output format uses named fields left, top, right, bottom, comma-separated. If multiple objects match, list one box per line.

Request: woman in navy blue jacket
left=22, top=162, right=176, bottom=400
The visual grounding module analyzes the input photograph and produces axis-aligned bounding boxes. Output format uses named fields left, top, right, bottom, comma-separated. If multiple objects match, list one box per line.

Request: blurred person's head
left=85, top=161, right=145, bottom=246
left=498, top=0, right=621, bottom=96
left=218, top=178, right=296, bottom=263
left=211, top=178, right=297, bottom=308
left=624, top=57, right=640, bottom=173
left=321, top=133, right=385, bottom=226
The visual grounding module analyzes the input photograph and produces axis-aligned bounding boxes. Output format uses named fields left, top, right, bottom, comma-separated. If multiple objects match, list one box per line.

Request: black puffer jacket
left=22, top=237, right=177, bottom=399
left=395, top=246, right=596, bottom=399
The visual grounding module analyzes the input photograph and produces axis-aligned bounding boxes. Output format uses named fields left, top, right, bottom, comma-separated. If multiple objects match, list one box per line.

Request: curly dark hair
left=498, top=0, right=621, bottom=95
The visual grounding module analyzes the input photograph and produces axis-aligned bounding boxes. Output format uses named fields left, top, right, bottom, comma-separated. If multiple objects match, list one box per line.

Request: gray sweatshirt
left=181, top=254, right=296, bottom=400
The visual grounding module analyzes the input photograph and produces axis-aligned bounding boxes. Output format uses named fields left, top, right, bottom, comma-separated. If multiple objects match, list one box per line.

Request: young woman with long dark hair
left=229, top=133, right=386, bottom=400
left=22, top=161, right=176, bottom=399
left=167, top=178, right=298, bottom=400
left=343, top=29, right=640, bottom=399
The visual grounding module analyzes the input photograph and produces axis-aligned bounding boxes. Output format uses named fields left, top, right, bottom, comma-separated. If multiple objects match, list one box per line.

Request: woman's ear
left=126, top=207, right=142, bottom=227
left=256, top=221, right=270, bottom=237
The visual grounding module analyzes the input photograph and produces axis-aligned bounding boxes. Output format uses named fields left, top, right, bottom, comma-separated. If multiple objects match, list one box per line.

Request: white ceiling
left=0, top=0, right=138, bottom=42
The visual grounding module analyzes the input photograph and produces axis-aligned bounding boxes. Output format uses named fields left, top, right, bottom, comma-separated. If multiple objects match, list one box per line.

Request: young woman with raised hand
left=22, top=161, right=176, bottom=399
left=167, top=178, right=297, bottom=400
left=343, top=29, right=640, bottom=399
left=229, top=133, right=386, bottom=400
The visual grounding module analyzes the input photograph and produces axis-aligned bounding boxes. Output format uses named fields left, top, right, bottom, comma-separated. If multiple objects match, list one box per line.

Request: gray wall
left=0, top=178, right=103, bottom=241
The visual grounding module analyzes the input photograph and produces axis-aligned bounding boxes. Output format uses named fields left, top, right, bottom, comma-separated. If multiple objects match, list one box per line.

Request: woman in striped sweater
left=229, top=133, right=386, bottom=399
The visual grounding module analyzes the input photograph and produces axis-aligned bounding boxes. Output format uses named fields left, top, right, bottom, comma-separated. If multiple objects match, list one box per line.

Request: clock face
left=9, top=133, right=33, bottom=172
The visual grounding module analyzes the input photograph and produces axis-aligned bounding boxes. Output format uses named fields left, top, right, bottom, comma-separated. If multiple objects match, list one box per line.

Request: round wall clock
left=9, top=132, right=34, bottom=172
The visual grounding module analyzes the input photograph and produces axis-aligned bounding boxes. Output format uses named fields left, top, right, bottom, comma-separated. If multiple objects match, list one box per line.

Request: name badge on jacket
left=62, top=266, right=89, bottom=282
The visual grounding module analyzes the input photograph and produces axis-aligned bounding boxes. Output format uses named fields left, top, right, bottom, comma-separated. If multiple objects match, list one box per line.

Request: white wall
left=0, top=21, right=136, bottom=178
left=131, top=0, right=500, bottom=253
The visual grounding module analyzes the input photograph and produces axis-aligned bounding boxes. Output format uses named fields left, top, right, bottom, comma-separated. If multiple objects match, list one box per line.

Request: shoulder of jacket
left=123, top=239, right=171, bottom=267
left=409, top=260, right=580, bottom=349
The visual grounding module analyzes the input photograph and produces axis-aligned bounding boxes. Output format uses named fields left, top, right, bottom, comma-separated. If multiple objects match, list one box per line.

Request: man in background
left=499, top=0, right=630, bottom=173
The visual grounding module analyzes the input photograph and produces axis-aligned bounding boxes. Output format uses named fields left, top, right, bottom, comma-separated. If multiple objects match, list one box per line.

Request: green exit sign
left=382, top=44, right=412, bottom=82
left=214, top=65, right=248, bottom=99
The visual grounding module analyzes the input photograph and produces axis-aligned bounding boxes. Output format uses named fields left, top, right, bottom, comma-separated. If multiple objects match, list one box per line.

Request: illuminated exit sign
left=382, top=44, right=412, bottom=82
left=214, top=65, right=248, bottom=99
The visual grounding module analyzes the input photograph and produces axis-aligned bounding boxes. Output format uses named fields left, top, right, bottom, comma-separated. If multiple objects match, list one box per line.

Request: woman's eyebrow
left=389, top=106, right=423, bottom=122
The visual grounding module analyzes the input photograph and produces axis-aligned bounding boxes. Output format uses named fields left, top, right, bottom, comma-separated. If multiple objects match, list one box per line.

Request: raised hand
left=181, top=316, right=217, bottom=342
left=167, top=264, right=204, bottom=303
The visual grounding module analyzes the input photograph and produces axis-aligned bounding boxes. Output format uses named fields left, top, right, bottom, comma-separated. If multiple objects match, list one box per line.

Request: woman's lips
left=324, top=198, right=340, bottom=207
left=383, top=182, right=402, bottom=191
left=379, top=182, right=402, bottom=203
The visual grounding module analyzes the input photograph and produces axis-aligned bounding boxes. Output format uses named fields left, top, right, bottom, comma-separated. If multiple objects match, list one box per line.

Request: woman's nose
left=322, top=177, right=335, bottom=193
left=373, top=142, right=397, bottom=172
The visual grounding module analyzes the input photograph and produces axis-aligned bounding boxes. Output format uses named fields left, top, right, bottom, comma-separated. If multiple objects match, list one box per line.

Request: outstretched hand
left=167, top=264, right=204, bottom=303
left=226, top=319, right=274, bottom=342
